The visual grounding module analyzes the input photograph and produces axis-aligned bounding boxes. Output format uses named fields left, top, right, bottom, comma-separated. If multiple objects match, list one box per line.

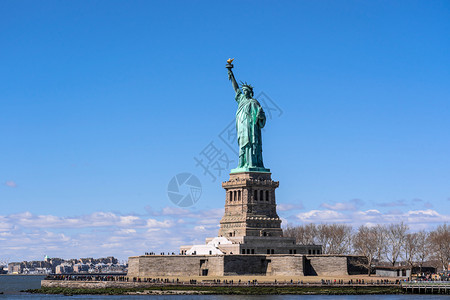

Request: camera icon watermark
left=167, top=173, right=202, bottom=207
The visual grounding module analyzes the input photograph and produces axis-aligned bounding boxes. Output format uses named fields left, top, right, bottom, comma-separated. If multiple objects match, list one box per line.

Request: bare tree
left=285, top=223, right=351, bottom=254
left=428, top=224, right=450, bottom=271
left=284, top=221, right=448, bottom=273
left=353, top=225, right=378, bottom=275
left=283, top=225, right=299, bottom=242
left=328, top=224, right=353, bottom=254
left=284, top=223, right=318, bottom=245
left=316, top=224, right=332, bottom=254
left=385, top=222, right=409, bottom=266
left=374, top=224, right=387, bottom=263
left=404, top=232, right=419, bottom=274
left=415, top=230, right=429, bottom=273
left=316, top=224, right=352, bottom=254
left=302, top=223, right=319, bottom=245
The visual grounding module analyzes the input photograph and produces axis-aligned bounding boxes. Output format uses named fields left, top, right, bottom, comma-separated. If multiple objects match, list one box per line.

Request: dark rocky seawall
left=31, top=280, right=402, bottom=295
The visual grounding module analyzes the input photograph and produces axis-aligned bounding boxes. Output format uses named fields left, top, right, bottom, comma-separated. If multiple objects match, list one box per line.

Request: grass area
left=26, top=285, right=402, bottom=295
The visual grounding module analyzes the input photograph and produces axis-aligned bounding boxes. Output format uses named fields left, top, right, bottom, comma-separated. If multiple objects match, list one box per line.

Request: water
left=1, top=276, right=449, bottom=299
left=0, top=275, right=45, bottom=294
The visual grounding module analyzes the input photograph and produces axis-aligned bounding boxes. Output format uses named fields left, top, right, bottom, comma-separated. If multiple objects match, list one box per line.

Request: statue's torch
left=226, top=58, right=234, bottom=80
left=226, top=58, right=234, bottom=70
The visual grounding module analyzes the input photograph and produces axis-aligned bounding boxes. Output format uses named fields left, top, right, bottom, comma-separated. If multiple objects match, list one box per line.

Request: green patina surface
left=230, top=167, right=270, bottom=174
left=227, top=60, right=270, bottom=174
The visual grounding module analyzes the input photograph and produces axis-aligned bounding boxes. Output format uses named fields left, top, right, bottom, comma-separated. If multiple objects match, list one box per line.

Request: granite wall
left=222, top=255, right=267, bottom=275
left=304, top=255, right=365, bottom=276
left=127, top=254, right=366, bottom=278
left=128, top=255, right=224, bottom=277
left=269, top=255, right=304, bottom=276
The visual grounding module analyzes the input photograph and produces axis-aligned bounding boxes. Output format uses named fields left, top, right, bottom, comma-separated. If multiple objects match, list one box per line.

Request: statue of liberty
left=226, top=59, right=270, bottom=173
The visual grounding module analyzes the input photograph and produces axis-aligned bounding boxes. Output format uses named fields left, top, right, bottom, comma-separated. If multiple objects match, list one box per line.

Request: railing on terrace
left=401, top=281, right=450, bottom=294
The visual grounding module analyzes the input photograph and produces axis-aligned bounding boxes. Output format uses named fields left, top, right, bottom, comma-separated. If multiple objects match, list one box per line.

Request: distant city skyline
left=1, top=0, right=450, bottom=261
left=6, top=255, right=126, bottom=275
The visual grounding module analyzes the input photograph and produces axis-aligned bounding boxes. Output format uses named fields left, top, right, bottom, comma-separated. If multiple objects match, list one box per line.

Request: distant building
left=55, top=264, right=73, bottom=274
left=92, top=263, right=107, bottom=273
left=7, top=256, right=122, bottom=274
left=411, top=266, right=436, bottom=276
left=73, top=264, right=89, bottom=273
left=375, top=266, right=411, bottom=277
left=8, top=263, right=23, bottom=274
left=25, top=267, right=52, bottom=275
left=0, top=265, right=7, bottom=274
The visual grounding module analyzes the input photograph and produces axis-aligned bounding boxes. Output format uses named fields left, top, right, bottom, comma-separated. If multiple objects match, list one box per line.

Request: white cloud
left=161, top=206, right=190, bottom=216
left=146, top=218, right=173, bottom=229
left=5, top=181, right=17, bottom=188
left=321, top=202, right=356, bottom=211
left=116, top=229, right=136, bottom=235
left=277, top=203, right=304, bottom=211
left=319, top=199, right=365, bottom=211
left=7, top=211, right=151, bottom=229
left=0, top=217, right=13, bottom=232
left=194, top=225, right=206, bottom=232
left=377, top=199, right=408, bottom=207
left=296, top=210, right=350, bottom=223
left=0, top=207, right=225, bottom=262
left=293, top=208, right=450, bottom=228
left=404, top=209, right=450, bottom=223
left=2, top=206, right=448, bottom=263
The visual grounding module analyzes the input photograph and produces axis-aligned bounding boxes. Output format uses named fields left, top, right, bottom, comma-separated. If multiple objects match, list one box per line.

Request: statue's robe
left=235, top=90, right=266, bottom=168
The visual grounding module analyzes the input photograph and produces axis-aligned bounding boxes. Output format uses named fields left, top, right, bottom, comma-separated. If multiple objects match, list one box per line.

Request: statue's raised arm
left=225, top=58, right=270, bottom=174
left=226, top=58, right=240, bottom=93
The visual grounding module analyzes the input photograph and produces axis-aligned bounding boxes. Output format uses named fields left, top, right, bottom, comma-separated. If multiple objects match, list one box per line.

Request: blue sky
left=1, top=0, right=449, bottom=261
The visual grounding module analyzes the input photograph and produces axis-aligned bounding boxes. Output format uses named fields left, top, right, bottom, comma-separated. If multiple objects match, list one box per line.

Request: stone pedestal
left=218, top=172, right=282, bottom=238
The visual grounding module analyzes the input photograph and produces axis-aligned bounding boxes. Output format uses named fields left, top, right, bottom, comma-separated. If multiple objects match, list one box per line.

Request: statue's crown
left=239, top=81, right=254, bottom=91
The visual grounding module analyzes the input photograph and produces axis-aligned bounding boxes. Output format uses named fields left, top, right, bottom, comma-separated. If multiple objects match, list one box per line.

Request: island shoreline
left=27, top=284, right=402, bottom=295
